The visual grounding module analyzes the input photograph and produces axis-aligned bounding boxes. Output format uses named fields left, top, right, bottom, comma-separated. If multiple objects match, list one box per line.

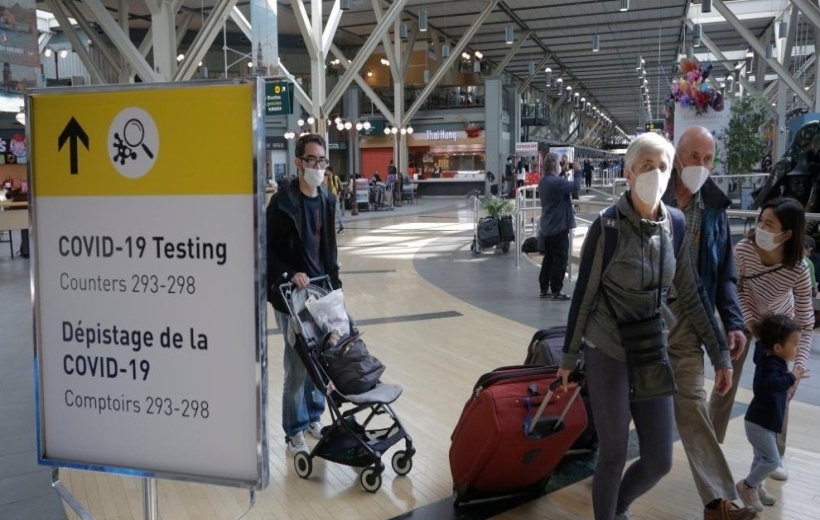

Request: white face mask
left=302, top=167, right=325, bottom=190
left=680, top=165, right=711, bottom=193
left=755, top=226, right=784, bottom=252
left=633, top=168, right=670, bottom=208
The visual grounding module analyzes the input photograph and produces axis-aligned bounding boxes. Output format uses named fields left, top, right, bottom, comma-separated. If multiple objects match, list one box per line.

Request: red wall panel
left=361, top=148, right=394, bottom=180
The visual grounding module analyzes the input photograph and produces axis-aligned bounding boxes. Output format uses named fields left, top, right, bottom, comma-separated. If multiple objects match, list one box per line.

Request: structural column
left=344, top=86, right=360, bottom=180
left=149, top=0, right=177, bottom=80
left=508, top=79, right=521, bottom=151
left=484, top=75, right=504, bottom=186
left=118, top=0, right=131, bottom=82
left=251, top=0, right=279, bottom=76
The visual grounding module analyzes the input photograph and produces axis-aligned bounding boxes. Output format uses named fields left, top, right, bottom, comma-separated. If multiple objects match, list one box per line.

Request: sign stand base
left=142, top=477, right=158, bottom=520
left=52, top=468, right=257, bottom=519
left=52, top=468, right=94, bottom=520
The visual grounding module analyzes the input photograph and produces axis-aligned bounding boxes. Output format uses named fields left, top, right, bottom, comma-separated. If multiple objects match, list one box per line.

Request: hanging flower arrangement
left=663, top=58, right=724, bottom=140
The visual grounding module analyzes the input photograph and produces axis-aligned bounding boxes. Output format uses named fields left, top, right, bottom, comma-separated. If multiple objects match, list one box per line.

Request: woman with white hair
left=558, top=132, right=731, bottom=520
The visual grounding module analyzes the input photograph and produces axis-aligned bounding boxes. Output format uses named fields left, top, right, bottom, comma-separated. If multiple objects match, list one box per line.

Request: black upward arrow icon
left=58, top=117, right=89, bottom=175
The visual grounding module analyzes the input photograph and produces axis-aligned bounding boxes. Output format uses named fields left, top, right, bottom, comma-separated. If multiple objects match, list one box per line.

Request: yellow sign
left=30, top=83, right=256, bottom=197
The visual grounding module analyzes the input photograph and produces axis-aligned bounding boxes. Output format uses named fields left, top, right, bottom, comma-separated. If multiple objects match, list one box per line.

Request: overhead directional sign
left=264, top=79, right=293, bottom=116
left=28, top=80, right=269, bottom=489
left=57, top=117, right=89, bottom=175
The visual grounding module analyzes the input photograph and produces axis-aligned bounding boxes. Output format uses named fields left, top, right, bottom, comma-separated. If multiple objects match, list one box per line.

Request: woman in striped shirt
left=709, top=197, right=812, bottom=482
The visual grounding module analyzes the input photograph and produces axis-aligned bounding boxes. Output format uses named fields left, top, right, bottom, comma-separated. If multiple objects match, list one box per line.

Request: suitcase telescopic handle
left=528, top=370, right=585, bottom=435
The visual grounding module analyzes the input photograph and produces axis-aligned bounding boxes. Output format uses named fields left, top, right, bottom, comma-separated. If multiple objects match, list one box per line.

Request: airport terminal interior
left=2, top=1, right=820, bottom=519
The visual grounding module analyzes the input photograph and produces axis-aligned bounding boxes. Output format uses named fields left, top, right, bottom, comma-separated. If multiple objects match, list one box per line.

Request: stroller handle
left=276, top=275, right=333, bottom=300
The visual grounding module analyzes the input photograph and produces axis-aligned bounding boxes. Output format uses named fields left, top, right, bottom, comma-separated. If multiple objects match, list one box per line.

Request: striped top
left=735, top=238, right=813, bottom=368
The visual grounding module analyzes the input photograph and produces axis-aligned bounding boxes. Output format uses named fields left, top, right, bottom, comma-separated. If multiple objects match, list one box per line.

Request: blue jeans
left=585, top=346, right=674, bottom=520
left=744, top=420, right=780, bottom=488
left=275, top=310, right=325, bottom=439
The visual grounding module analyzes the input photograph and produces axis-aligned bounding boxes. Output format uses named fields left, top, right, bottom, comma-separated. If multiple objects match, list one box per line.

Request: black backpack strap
left=668, top=206, right=685, bottom=257
left=600, top=205, right=620, bottom=275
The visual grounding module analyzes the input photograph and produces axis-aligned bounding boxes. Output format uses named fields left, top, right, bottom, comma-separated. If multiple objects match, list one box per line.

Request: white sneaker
left=770, top=461, right=788, bottom=481
left=758, top=483, right=776, bottom=506
left=286, top=432, right=308, bottom=456
left=736, top=480, right=764, bottom=512
left=307, top=422, right=323, bottom=439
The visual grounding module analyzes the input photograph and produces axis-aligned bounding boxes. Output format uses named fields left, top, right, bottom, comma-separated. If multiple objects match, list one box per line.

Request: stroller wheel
left=360, top=467, right=382, bottom=493
left=391, top=450, right=413, bottom=476
left=294, top=452, right=312, bottom=479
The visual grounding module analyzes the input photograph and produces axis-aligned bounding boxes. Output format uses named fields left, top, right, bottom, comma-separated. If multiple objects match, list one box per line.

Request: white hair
left=624, top=132, right=675, bottom=173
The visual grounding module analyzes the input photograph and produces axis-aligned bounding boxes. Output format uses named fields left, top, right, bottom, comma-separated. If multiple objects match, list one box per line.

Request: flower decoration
left=663, top=57, right=724, bottom=140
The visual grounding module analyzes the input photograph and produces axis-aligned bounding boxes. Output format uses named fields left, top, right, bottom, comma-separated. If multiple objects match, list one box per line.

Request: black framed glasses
left=298, top=156, right=329, bottom=168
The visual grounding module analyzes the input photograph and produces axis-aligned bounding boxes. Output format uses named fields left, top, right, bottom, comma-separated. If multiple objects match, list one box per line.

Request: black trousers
left=539, top=231, right=569, bottom=294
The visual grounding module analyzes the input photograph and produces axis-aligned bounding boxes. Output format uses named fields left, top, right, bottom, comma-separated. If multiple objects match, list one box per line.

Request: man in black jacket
left=267, top=133, right=342, bottom=456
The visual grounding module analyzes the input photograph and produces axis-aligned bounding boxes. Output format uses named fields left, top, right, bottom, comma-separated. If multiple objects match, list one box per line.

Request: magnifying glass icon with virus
left=122, top=118, right=154, bottom=159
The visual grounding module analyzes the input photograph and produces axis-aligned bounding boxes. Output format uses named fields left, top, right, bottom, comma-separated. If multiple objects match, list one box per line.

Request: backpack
left=320, top=333, right=385, bottom=395
left=599, top=205, right=685, bottom=272
left=521, top=236, right=538, bottom=253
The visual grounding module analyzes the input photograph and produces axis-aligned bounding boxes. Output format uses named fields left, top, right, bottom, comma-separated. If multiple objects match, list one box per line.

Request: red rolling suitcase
left=449, top=365, right=587, bottom=506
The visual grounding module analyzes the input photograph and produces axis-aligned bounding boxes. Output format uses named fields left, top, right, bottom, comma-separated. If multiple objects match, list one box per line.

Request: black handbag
left=602, top=227, right=677, bottom=402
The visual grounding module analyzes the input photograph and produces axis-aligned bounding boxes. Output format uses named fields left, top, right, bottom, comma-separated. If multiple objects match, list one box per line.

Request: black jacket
left=662, top=174, right=745, bottom=333
left=266, top=178, right=342, bottom=313
left=745, top=342, right=795, bottom=433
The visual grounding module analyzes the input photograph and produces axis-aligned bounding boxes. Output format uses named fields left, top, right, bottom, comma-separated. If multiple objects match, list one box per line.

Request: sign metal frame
left=26, top=78, right=269, bottom=490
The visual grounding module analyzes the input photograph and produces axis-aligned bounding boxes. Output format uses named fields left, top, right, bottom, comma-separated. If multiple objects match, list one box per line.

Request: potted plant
left=481, top=194, right=515, bottom=218
left=718, top=95, right=769, bottom=176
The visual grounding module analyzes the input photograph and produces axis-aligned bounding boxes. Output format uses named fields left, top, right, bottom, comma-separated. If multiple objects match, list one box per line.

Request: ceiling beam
left=174, top=0, right=238, bottom=81
left=83, top=0, right=160, bottom=82
left=713, top=0, right=812, bottom=106
left=493, top=30, right=531, bottom=74
left=330, top=44, right=397, bottom=127
left=60, top=0, right=121, bottom=75
left=324, top=0, right=409, bottom=114
left=789, top=0, right=820, bottom=31
left=403, top=0, right=499, bottom=125
left=45, top=0, right=107, bottom=84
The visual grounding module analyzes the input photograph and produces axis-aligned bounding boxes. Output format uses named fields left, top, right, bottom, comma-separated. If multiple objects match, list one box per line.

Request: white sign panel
left=515, top=142, right=539, bottom=156
left=28, top=81, right=268, bottom=488
left=673, top=99, right=732, bottom=174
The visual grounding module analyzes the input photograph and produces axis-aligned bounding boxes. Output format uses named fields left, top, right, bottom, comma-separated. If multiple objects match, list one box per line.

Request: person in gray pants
left=560, top=132, right=732, bottom=520
left=662, top=126, right=756, bottom=520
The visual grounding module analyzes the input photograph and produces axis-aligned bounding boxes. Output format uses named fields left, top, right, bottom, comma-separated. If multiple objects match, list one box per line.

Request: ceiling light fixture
left=340, top=0, right=350, bottom=11
left=442, top=43, right=451, bottom=58
left=693, top=24, right=702, bottom=47
left=505, top=23, right=514, bottom=45
left=619, top=0, right=629, bottom=12
left=702, top=0, right=712, bottom=13
left=419, top=9, right=428, bottom=32
left=399, top=22, right=408, bottom=40
left=778, top=21, right=788, bottom=39
left=592, top=33, right=600, bottom=52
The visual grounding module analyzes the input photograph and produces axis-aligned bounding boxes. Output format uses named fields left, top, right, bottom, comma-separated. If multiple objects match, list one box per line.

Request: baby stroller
left=279, top=277, right=415, bottom=492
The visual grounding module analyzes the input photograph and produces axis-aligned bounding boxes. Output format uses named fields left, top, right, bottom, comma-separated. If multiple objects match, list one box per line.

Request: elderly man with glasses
left=266, top=133, right=342, bottom=456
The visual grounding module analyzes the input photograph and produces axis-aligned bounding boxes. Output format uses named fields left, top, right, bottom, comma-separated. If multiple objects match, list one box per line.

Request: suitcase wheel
left=391, top=450, right=413, bottom=476
left=294, top=452, right=312, bottom=479
left=360, top=467, right=382, bottom=493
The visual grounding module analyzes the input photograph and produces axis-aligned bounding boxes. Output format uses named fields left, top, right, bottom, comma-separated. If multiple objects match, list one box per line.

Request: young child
left=736, top=314, right=808, bottom=511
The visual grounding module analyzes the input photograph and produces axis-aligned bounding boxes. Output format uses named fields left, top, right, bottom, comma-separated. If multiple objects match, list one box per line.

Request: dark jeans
left=585, top=174, right=592, bottom=188
left=586, top=346, right=674, bottom=519
left=539, top=231, right=569, bottom=294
